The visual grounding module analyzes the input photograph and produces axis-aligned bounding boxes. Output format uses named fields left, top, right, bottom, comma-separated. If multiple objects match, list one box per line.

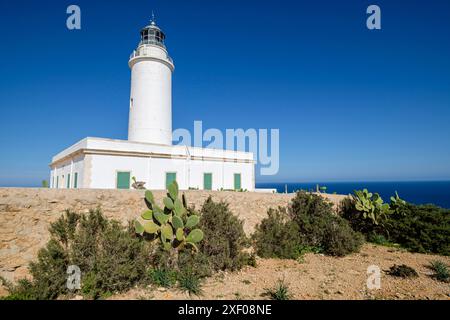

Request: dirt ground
left=110, top=244, right=450, bottom=300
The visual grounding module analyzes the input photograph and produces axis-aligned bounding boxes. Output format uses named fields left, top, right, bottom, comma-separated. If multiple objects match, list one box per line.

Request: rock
left=157, top=287, right=167, bottom=292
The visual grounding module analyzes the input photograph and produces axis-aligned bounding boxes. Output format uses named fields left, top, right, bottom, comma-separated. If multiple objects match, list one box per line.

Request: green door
left=166, top=172, right=177, bottom=189
left=74, top=173, right=78, bottom=189
left=67, top=174, right=71, bottom=189
left=203, top=173, right=212, bottom=190
left=117, top=172, right=131, bottom=189
left=234, top=173, right=241, bottom=190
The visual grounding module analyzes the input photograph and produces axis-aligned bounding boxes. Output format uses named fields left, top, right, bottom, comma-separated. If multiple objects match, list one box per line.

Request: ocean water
left=256, top=181, right=450, bottom=209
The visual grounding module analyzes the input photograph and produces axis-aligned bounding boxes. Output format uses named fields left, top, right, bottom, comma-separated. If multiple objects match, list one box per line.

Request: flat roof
left=51, top=137, right=254, bottom=166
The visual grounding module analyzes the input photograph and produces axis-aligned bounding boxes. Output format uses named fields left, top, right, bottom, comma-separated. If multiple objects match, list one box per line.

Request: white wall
left=50, top=138, right=255, bottom=191
left=50, top=154, right=84, bottom=189
left=57, top=154, right=254, bottom=191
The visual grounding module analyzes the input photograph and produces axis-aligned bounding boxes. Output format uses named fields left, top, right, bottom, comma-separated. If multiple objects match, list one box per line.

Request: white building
left=49, top=18, right=255, bottom=191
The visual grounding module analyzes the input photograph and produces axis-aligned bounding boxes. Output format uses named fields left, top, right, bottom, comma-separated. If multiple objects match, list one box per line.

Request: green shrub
left=148, top=268, right=177, bottom=288
left=289, top=192, right=363, bottom=256
left=387, top=204, right=450, bottom=256
left=178, top=268, right=202, bottom=296
left=254, top=192, right=363, bottom=258
left=387, top=264, right=418, bottom=278
left=262, top=279, right=291, bottom=300
left=147, top=196, right=252, bottom=279
left=428, top=260, right=450, bottom=282
left=319, top=216, right=365, bottom=256
left=0, top=278, right=37, bottom=300
left=198, top=197, right=252, bottom=271
left=341, top=190, right=449, bottom=256
left=4, top=209, right=149, bottom=300
left=253, top=208, right=302, bottom=259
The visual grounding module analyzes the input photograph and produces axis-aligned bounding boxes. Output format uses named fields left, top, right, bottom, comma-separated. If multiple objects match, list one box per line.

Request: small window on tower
left=130, top=98, right=133, bottom=109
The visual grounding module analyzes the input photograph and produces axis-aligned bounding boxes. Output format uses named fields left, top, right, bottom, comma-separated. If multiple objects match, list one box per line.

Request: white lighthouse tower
left=50, top=15, right=255, bottom=192
left=127, top=16, right=174, bottom=145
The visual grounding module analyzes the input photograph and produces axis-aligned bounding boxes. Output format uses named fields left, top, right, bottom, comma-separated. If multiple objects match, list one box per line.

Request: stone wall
left=0, top=188, right=346, bottom=283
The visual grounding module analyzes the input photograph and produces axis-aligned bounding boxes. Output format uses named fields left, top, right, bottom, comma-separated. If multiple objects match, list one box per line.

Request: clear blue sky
left=0, top=0, right=450, bottom=186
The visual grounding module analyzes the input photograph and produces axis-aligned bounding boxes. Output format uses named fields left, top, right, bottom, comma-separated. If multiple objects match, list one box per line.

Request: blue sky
left=0, top=0, right=449, bottom=186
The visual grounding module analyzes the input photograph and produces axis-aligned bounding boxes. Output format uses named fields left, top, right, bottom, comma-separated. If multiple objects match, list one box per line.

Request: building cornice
left=49, top=148, right=255, bottom=168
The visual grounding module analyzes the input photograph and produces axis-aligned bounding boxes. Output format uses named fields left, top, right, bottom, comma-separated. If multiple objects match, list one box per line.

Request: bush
left=319, top=215, right=365, bottom=256
left=178, top=268, right=202, bottom=296
left=0, top=278, right=37, bottom=300
left=147, top=197, right=252, bottom=279
left=262, top=279, right=291, bottom=300
left=341, top=191, right=450, bottom=256
left=254, top=192, right=363, bottom=258
left=428, top=260, right=450, bottom=282
left=197, top=197, right=252, bottom=271
left=253, top=208, right=302, bottom=259
left=148, top=268, right=177, bottom=288
left=387, top=204, right=450, bottom=256
left=4, top=209, right=149, bottom=300
left=387, top=264, right=418, bottom=278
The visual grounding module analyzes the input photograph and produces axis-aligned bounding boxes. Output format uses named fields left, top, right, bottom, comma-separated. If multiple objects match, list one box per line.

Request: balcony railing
left=129, top=47, right=173, bottom=65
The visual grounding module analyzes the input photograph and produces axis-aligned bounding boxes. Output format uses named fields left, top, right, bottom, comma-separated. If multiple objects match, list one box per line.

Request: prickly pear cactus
left=134, top=181, right=204, bottom=251
left=352, top=188, right=391, bottom=225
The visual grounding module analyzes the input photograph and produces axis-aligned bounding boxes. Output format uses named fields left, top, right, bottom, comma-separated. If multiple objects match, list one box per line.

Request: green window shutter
left=56, top=176, right=59, bottom=188
left=203, top=173, right=212, bottom=190
left=234, top=173, right=241, bottom=190
left=117, top=172, right=131, bottom=189
left=166, top=172, right=177, bottom=189
left=74, top=173, right=78, bottom=189
left=67, top=174, right=71, bottom=188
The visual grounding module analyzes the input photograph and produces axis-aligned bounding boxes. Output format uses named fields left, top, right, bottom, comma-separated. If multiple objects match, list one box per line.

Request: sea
left=256, top=181, right=450, bottom=209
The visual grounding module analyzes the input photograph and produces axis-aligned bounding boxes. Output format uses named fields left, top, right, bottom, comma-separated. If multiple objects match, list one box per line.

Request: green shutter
left=56, top=176, right=59, bottom=188
left=203, top=173, right=212, bottom=190
left=166, top=172, right=177, bottom=189
left=74, top=173, right=78, bottom=189
left=117, top=172, right=131, bottom=189
left=67, top=174, right=71, bottom=188
left=234, top=173, right=241, bottom=190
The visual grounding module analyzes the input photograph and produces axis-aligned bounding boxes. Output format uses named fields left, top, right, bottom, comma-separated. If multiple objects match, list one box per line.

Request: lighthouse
left=128, top=17, right=174, bottom=145
left=49, top=15, right=255, bottom=191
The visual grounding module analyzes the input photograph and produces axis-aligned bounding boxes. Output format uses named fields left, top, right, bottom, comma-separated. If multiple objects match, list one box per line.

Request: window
left=67, top=174, right=71, bottom=189
left=203, top=173, right=212, bottom=191
left=74, top=173, right=78, bottom=189
left=166, top=172, right=177, bottom=189
left=234, top=173, right=241, bottom=190
left=52, top=177, right=54, bottom=189
left=116, top=172, right=131, bottom=189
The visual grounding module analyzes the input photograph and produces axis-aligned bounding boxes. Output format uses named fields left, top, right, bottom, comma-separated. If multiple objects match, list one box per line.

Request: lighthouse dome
left=139, top=19, right=166, bottom=48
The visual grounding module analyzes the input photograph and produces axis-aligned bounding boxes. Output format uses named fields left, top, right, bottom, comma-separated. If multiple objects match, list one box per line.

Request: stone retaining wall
left=0, top=188, right=346, bottom=282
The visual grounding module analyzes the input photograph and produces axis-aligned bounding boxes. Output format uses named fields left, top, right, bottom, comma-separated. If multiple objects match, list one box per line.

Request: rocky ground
left=111, top=244, right=450, bottom=300
left=1, top=188, right=448, bottom=300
